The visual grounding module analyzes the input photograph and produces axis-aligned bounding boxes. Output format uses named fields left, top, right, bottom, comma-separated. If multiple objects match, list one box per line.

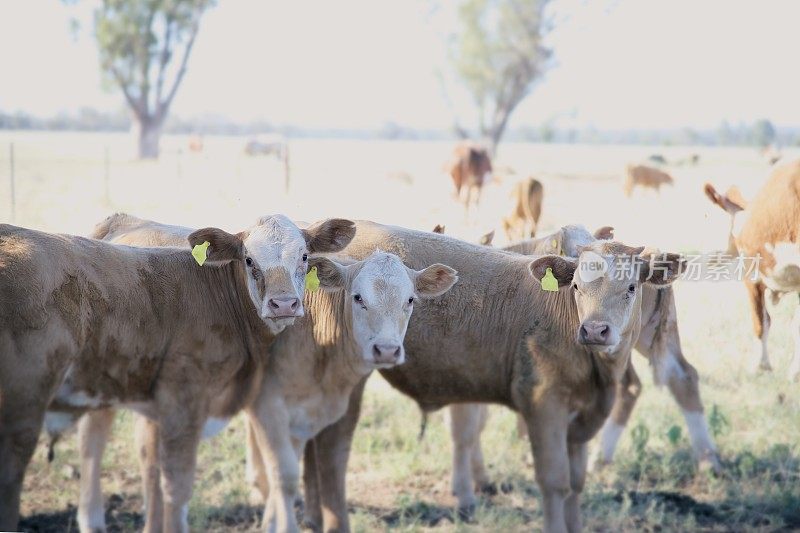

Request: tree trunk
left=134, top=116, right=162, bottom=159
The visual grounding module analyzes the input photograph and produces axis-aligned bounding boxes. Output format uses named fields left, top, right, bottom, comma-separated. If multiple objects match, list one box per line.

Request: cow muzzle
left=578, top=320, right=614, bottom=346
left=262, top=296, right=303, bottom=319
left=371, top=343, right=404, bottom=366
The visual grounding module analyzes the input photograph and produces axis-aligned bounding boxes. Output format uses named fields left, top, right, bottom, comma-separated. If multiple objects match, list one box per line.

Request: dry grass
left=5, top=132, right=799, bottom=531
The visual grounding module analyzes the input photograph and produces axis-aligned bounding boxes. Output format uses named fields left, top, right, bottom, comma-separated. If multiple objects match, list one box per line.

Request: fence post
left=104, top=146, right=110, bottom=205
left=9, top=142, right=15, bottom=223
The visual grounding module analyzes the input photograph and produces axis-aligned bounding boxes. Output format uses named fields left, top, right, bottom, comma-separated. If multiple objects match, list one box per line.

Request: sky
left=1, top=0, right=800, bottom=131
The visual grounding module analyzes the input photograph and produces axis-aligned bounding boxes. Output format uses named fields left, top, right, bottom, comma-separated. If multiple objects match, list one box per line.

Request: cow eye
left=571, top=283, right=578, bottom=291
left=245, top=257, right=253, bottom=266
left=302, top=253, right=308, bottom=262
left=353, top=294, right=363, bottom=303
left=407, top=297, right=414, bottom=305
left=628, top=284, right=636, bottom=293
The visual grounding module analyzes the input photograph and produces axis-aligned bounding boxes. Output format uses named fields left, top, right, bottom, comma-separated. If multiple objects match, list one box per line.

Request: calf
left=446, top=142, right=493, bottom=211
left=3, top=214, right=354, bottom=533
left=444, top=226, right=719, bottom=510
left=265, top=221, right=683, bottom=533
left=704, top=159, right=800, bottom=380
left=502, top=177, right=544, bottom=241
left=624, top=164, right=674, bottom=197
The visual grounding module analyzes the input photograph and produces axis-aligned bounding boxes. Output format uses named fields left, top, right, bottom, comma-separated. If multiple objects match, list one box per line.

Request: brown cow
left=274, top=221, right=684, bottom=533
left=444, top=225, right=719, bottom=510
left=502, top=177, right=544, bottom=241
left=0, top=215, right=354, bottom=532
left=624, top=164, right=674, bottom=197
left=704, top=159, right=800, bottom=380
left=446, top=142, right=493, bottom=211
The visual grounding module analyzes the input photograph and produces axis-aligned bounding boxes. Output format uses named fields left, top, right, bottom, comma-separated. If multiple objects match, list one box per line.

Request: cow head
left=704, top=182, right=748, bottom=255
left=530, top=241, right=683, bottom=357
left=188, top=215, right=355, bottom=333
left=310, top=252, right=458, bottom=369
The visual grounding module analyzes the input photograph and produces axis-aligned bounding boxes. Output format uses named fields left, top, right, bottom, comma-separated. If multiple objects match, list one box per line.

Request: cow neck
left=181, top=252, right=274, bottom=355
left=306, top=289, right=368, bottom=380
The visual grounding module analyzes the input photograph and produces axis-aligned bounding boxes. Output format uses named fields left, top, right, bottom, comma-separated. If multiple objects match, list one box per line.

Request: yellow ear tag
left=541, top=267, right=559, bottom=292
left=305, top=266, right=320, bottom=292
left=191, top=241, right=210, bottom=266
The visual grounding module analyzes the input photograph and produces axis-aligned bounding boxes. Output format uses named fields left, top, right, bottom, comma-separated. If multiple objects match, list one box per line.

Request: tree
left=94, top=0, right=214, bottom=158
left=447, top=0, right=551, bottom=153
left=750, top=118, right=776, bottom=148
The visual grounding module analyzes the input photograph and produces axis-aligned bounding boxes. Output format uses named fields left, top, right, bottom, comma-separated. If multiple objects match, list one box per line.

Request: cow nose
left=267, top=297, right=300, bottom=317
left=579, top=321, right=611, bottom=345
left=372, top=344, right=402, bottom=365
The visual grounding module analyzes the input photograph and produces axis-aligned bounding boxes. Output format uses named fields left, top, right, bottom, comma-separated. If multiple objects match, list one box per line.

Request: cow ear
left=308, top=257, right=347, bottom=290
left=414, top=264, right=458, bottom=298
left=593, top=226, right=614, bottom=240
left=188, top=228, right=244, bottom=266
left=704, top=183, right=744, bottom=214
left=725, top=186, right=748, bottom=211
left=638, top=252, right=684, bottom=285
left=479, top=230, right=495, bottom=246
left=529, top=256, right=576, bottom=287
left=432, top=224, right=445, bottom=234
left=303, top=219, right=356, bottom=253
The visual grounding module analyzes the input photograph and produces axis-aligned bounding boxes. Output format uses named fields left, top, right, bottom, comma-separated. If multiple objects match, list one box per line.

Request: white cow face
left=188, top=215, right=355, bottom=334
left=311, top=252, right=458, bottom=369
left=530, top=242, right=683, bottom=357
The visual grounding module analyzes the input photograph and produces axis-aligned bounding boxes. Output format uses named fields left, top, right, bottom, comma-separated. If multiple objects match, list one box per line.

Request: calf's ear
left=704, top=183, right=744, bottom=214
left=432, top=224, right=445, bottom=234
left=529, top=256, right=576, bottom=287
left=593, top=226, right=614, bottom=240
left=638, top=252, right=685, bottom=285
left=188, top=228, right=244, bottom=266
left=414, top=264, right=458, bottom=298
left=303, top=219, right=356, bottom=253
left=308, top=257, right=347, bottom=290
left=479, top=230, right=495, bottom=246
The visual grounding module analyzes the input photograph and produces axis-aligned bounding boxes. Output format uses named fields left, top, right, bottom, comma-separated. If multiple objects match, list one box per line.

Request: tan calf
left=443, top=226, right=718, bottom=510
left=705, top=160, right=800, bottom=380
left=624, top=164, right=674, bottom=197
left=502, top=177, right=544, bottom=241
left=286, top=221, right=684, bottom=533
left=38, top=213, right=355, bottom=533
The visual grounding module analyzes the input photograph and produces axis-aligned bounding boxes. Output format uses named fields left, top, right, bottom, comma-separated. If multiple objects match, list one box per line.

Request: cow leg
left=303, top=376, right=368, bottom=533
left=564, top=442, right=587, bottom=533
left=157, top=402, right=203, bottom=533
left=470, top=405, right=492, bottom=493
left=77, top=408, right=116, bottom=533
left=526, top=402, right=570, bottom=533
left=651, top=343, right=721, bottom=473
left=136, top=415, right=164, bottom=533
left=745, top=280, right=772, bottom=372
left=0, top=398, right=45, bottom=531
left=246, top=396, right=300, bottom=533
left=448, top=403, right=481, bottom=512
left=593, top=359, right=640, bottom=468
left=244, top=414, right=270, bottom=505
left=790, top=299, right=800, bottom=382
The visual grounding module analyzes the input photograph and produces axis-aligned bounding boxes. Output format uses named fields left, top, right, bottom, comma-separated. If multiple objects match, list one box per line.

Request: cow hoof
left=457, top=503, right=476, bottom=522
left=476, top=482, right=498, bottom=496
left=698, top=450, right=723, bottom=477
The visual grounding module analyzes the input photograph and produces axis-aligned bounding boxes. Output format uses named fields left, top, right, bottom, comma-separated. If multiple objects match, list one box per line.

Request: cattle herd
left=1, top=145, right=799, bottom=533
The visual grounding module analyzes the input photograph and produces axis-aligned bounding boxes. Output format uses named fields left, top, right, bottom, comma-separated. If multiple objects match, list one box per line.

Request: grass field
left=3, top=132, right=799, bottom=531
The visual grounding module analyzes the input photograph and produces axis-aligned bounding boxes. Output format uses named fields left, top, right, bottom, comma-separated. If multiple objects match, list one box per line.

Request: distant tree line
left=1, top=109, right=797, bottom=147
